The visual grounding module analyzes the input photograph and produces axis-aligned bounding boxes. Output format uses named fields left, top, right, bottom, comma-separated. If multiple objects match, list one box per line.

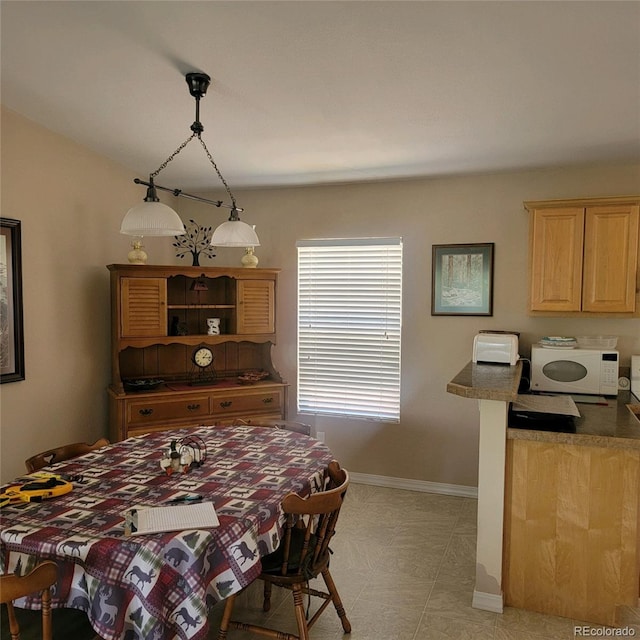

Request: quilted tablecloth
left=0, top=425, right=334, bottom=640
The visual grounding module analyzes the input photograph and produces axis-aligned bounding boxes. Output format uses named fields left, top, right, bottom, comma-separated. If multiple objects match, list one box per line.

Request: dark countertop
left=446, top=361, right=522, bottom=401
left=508, top=391, right=640, bottom=450
left=447, top=361, right=640, bottom=450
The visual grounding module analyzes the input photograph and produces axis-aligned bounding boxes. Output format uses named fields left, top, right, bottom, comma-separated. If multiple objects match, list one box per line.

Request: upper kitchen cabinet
left=525, top=196, right=640, bottom=316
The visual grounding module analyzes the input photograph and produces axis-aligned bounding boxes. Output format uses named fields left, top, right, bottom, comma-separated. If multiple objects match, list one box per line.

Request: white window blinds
left=297, top=238, right=402, bottom=421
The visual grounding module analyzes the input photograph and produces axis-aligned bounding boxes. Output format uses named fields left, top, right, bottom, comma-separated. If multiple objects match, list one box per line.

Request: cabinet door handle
left=187, top=403, right=201, bottom=411
left=262, top=397, right=273, bottom=404
left=139, top=408, right=154, bottom=416
left=220, top=401, right=232, bottom=408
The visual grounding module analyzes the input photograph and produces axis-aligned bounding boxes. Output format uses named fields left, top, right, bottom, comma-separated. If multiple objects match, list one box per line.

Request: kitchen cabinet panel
left=583, top=205, right=639, bottom=312
left=529, top=207, right=584, bottom=311
left=503, top=439, right=640, bottom=625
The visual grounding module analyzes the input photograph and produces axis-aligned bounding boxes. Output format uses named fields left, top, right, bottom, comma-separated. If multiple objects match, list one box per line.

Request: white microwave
left=530, top=345, right=619, bottom=396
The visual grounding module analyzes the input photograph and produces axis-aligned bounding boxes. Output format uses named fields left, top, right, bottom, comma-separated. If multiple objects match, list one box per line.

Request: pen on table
left=166, top=494, right=203, bottom=504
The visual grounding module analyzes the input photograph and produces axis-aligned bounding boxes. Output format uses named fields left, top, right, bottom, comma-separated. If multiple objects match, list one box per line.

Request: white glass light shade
left=120, top=201, right=186, bottom=236
left=210, top=220, right=260, bottom=247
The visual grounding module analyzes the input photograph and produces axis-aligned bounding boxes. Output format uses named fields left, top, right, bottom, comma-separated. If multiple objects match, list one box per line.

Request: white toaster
left=472, top=333, right=519, bottom=365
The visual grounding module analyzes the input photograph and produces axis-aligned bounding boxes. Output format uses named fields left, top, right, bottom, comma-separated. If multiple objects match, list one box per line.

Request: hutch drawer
left=211, top=388, right=284, bottom=416
left=126, top=394, right=211, bottom=425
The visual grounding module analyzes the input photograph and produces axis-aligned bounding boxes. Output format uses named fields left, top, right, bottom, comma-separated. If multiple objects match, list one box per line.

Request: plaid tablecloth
left=0, top=425, right=334, bottom=640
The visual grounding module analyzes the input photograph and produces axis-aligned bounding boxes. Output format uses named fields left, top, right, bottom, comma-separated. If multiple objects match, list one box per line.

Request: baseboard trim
left=349, top=472, right=478, bottom=499
left=472, top=590, right=504, bottom=613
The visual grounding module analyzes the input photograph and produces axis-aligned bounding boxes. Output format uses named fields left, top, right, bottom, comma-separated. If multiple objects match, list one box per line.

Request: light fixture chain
left=150, top=132, right=198, bottom=178
left=197, top=136, right=237, bottom=208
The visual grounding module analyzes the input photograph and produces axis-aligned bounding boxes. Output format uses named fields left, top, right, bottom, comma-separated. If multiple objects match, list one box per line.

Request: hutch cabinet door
left=582, top=205, right=639, bottom=313
left=236, top=279, right=275, bottom=334
left=529, top=208, right=584, bottom=312
left=121, top=277, right=167, bottom=337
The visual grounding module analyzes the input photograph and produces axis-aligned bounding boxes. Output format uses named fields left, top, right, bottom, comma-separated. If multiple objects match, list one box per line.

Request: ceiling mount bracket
left=185, top=72, right=211, bottom=99
left=186, top=72, right=210, bottom=135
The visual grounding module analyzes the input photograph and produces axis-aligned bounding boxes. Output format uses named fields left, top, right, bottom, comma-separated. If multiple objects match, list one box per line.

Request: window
left=297, top=238, right=402, bottom=421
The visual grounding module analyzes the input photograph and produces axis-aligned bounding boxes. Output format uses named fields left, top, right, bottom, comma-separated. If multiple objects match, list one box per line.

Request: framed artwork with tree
left=431, top=243, right=494, bottom=316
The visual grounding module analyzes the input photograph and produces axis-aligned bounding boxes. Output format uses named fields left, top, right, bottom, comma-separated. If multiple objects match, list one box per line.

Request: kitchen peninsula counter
left=446, top=360, right=523, bottom=401
left=448, top=361, right=640, bottom=626
left=447, top=360, right=640, bottom=448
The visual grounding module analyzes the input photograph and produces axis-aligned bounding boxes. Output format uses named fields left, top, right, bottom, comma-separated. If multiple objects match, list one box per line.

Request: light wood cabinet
left=107, top=265, right=287, bottom=441
left=525, top=196, right=640, bottom=315
left=503, top=438, right=640, bottom=625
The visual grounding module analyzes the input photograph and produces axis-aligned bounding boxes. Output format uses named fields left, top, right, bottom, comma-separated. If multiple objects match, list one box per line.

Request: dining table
left=0, top=424, right=335, bottom=640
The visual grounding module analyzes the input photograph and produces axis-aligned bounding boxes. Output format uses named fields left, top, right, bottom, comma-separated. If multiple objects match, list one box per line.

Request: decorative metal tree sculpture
left=173, top=219, right=217, bottom=266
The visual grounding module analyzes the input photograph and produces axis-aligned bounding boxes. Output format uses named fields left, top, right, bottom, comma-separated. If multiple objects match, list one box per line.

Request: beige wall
left=202, top=168, right=640, bottom=488
left=2, top=106, right=639, bottom=487
left=0, top=107, right=178, bottom=482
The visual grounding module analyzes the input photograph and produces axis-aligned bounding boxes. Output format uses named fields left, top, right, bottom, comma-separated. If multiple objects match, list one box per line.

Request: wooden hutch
left=107, top=264, right=287, bottom=441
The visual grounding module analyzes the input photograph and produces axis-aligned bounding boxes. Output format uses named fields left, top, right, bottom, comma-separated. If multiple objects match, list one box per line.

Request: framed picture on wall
left=431, top=243, right=494, bottom=316
left=1, top=218, right=25, bottom=383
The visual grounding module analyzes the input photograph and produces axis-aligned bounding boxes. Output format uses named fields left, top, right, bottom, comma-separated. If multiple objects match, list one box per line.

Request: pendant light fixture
left=120, top=72, right=260, bottom=247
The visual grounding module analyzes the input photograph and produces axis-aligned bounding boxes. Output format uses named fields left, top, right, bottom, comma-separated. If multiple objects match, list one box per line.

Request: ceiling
left=2, top=1, right=639, bottom=192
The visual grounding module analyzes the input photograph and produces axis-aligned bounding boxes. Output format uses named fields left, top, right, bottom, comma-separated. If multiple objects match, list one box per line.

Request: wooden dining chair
left=232, top=419, right=312, bottom=436
left=217, top=461, right=351, bottom=640
left=25, top=438, right=110, bottom=473
left=0, top=561, right=57, bottom=640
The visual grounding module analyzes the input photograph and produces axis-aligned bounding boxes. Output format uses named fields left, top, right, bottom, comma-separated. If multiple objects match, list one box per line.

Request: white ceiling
left=2, top=1, right=639, bottom=192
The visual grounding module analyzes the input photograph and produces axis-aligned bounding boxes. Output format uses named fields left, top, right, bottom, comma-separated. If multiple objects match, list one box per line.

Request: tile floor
left=208, top=482, right=640, bottom=640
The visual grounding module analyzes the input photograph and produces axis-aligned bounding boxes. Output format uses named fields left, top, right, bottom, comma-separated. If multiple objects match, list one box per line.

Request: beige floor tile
left=394, top=517, right=459, bottom=539
left=434, top=562, right=476, bottom=589
left=494, top=627, right=561, bottom=640
left=392, top=525, right=452, bottom=556
left=415, top=613, right=497, bottom=639
left=441, top=533, right=476, bottom=565
left=369, top=545, right=445, bottom=581
left=436, top=533, right=476, bottom=581
left=453, top=507, right=478, bottom=536
left=425, top=582, right=497, bottom=627
left=458, top=498, right=478, bottom=518
left=351, top=573, right=435, bottom=611
left=497, top=606, right=578, bottom=639
left=345, top=599, right=426, bottom=640
left=452, top=521, right=478, bottom=537
left=327, top=535, right=393, bottom=574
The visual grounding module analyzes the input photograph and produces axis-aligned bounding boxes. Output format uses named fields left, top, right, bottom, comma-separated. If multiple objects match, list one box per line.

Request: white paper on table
left=126, top=501, right=219, bottom=536
left=512, top=394, right=580, bottom=417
